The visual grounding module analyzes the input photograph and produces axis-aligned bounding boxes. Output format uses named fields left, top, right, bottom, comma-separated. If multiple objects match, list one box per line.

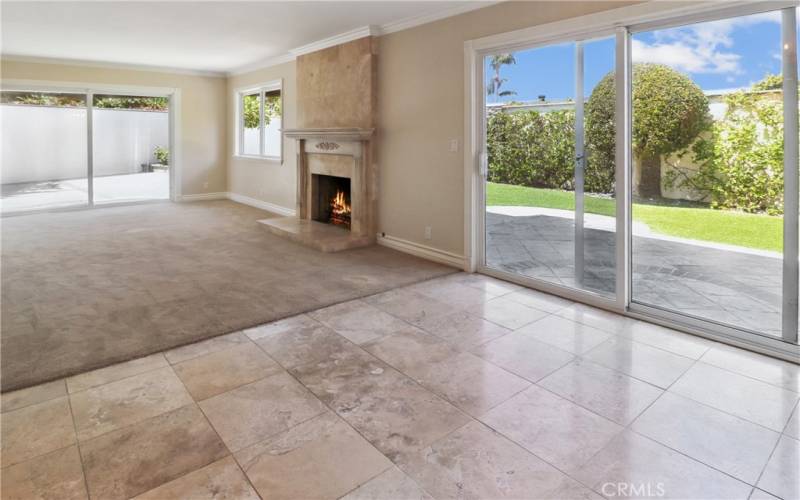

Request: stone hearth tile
left=309, top=299, right=410, bottom=345
left=449, top=273, right=523, bottom=296
left=414, top=310, right=511, bottom=350
left=631, top=392, right=780, bottom=484
left=173, top=343, right=282, bottom=401
left=293, top=345, right=469, bottom=460
left=366, top=329, right=528, bottom=415
left=482, top=385, right=623, bottom=472
left=785, top=405, right=800, bottom=440
left=132, top=456, right=259, bottom=500
left=397, top=421, right=580, bottom=499
left=1, top=379, right=66, bottom=413
left=70, top=367, right=193, bottom=441
left=576, top=430, right=752, bottom=500
left=584, top=337, right=694, bottom=388
left=473, top=331, right=575, bottom=382
left=410, top=280, right=494, bottom=310
left=474, top=296, right=550, bottom=330
left=236, top=412, right=392, bottom=500
left=539, top=359, right=663, bottom=425
left=243, top=313, right=321, bottom=341
left=757, top=435, right=800, bottom=500
left=670, top=362, right=799, bottom=432
left=556, top=303, right=633, bottom=335
left=700, top=343, right=800, bottom=392
left=81, top=404, right=228, bottom=500
left=517, top=314, right=611, bottom=355
left=252, top=319, right=351, bottom=370
left=750, top=489, right=782, bottom=500
left=618, top=320, right=713, bottom=359
left=0, top=445, right=87, bottom=500
left=504, top=288, right=574, bottom=313
left=1, top=396, right=76, bottom=467
left=340, top=467, right=433, bottom=500
left=364, top=288, right=456, bottom=326
left=164, top=331, right=250, bottom=365
left=66, top=353, right=169, bottom=393
left=199, top=371, right=327, bottom=452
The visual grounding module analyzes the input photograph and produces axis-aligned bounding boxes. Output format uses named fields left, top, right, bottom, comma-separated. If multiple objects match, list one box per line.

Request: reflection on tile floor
left=1, top=272, right=798, bottom=500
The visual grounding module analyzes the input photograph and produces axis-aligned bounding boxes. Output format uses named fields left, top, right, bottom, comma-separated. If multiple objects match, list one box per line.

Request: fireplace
left=259, top=127, right=375, bottom=252
left=312, top=174, right=351, bottom=229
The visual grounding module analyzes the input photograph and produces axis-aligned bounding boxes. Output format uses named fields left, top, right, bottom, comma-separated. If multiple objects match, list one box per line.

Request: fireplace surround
left=258, top=127, right=375, bottom=252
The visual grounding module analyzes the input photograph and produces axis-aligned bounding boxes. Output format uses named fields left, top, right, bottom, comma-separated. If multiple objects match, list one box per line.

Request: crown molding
left=0, top=54, right=226, bottom=78
left=290, top=25, right=381, bottom=57
left=380, top=1, right=497, bottom=35
left=227, top=53, right=296, bottom=76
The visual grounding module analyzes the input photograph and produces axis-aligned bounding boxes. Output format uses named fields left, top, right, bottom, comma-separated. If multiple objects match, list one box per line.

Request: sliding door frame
left=0, top=80, right=182, bottom=214
left=464, top=0, right=800, bottom=361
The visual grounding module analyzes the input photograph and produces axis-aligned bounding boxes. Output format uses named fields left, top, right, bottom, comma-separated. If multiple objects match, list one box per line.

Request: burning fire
left=330, top=189, right=351, bottom=228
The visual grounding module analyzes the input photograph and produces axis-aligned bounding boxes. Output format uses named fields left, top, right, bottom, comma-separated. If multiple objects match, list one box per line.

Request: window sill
left=233, top=154, right=282, bottom=163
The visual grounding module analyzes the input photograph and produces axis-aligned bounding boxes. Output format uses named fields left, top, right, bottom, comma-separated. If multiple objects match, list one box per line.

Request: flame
left=331, top=190, right=351, bottom=216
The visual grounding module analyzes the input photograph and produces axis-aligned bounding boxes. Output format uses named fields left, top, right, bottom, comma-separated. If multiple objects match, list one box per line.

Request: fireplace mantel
left=282, top=127, right=374, bottom=141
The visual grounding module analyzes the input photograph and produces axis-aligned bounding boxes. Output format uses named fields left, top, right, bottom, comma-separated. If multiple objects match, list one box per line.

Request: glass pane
left=1, top=91, right=88, bottom=213
left=91, top=94, right=170, bottom=204
left=631, top=11, right=784, bottom=338
left=484, top=36, right=616, bottom=297
left=263, top=90, right=281, bottom=158
left=242, top=93, right=260, bottom=155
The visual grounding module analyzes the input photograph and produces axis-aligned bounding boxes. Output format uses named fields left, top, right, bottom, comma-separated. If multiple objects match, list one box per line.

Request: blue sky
left=486, top=10, right=786, bottom=103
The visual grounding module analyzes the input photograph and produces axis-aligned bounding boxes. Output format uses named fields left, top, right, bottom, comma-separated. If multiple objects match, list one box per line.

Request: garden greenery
left=488, top=65, right=787, bottom=215
left=668, top=83, right=785, bottom=214
left=243, top=92, right=282, bottom=129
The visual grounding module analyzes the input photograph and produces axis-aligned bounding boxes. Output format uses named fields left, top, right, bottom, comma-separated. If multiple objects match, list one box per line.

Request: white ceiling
left=1, top=1, right=489, bottom=75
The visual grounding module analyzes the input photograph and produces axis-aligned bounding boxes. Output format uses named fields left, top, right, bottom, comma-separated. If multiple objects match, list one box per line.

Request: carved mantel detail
left=315, top=141, right=340, bottom=151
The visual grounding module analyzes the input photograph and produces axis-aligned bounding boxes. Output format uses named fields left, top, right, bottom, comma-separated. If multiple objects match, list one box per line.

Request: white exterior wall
left=1, top=104, right=168, bottom=184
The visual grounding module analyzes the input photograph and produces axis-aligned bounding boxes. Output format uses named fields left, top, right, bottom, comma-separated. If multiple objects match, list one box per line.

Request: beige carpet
left=1, top=200, right=456, bottom=391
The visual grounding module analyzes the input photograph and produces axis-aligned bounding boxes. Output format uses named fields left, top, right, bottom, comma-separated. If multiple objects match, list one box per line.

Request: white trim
left=379, top=2, right=498, bottom=35
left=291, top=25, right=380, bottom=57
left=226, top=2, right=498, bottom=76
left=179, top=192, right=228, bottom=202
left=227, top=192, right=296, bottom=217
left=0, top=79, right=177, bottom=97
left=0, top=54, right=225, bottom=78
left=233, top=79, right=283, bottom=162
left=377, top=234, right=466, bottom=270
left=227, top=53, right=296, bottom=77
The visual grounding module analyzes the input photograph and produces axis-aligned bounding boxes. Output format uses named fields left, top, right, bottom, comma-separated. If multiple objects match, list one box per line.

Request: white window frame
left=234, top=79, right=283, bottom=162
left=464, top=0, right=800, bottom=362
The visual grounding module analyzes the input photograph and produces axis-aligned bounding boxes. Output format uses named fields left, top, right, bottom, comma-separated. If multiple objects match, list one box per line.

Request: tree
left=243, top=92, right=282, bottom=129
left=752, top=73, right=782, bottom=91
left=487, top=54, right=517, bottom=101
left=586, top=63, right=710, bottom=198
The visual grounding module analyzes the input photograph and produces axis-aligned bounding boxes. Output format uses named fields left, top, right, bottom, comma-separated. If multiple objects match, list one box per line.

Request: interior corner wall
left=0, top=60, right=228, bottom=197
left=376, top=0, right=637, bottom=257
left=226, top=61, right=297, bottom=211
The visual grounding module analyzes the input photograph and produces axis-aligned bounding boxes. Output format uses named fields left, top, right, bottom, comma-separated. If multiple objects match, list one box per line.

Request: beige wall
left=377, top=0, right=634, bottom=257
left=226, top=61, right=297, bottom=210
left=1, top=60, right=228, bottom=196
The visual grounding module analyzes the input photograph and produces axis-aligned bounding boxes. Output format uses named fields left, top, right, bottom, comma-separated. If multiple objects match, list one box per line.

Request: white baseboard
left=227, top=192, right=296, bottom=217
left=377, top=234, right=466, bottom=270
left=179, top=192, right=228, bottom=201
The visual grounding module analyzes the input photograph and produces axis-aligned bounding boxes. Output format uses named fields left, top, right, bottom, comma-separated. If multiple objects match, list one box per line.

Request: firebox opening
left=311, top=174, right=351, bottom=230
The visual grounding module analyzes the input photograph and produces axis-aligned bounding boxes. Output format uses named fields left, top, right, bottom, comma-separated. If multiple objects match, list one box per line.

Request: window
left=236, top=81, right=282, bottom=160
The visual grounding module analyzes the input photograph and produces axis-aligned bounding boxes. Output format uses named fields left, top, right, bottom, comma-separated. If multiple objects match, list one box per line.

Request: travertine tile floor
left=2, top=272, right=799, bottom=500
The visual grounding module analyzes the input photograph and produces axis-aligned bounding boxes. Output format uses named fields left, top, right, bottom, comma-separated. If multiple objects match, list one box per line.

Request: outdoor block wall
left=1, top=104, right=168, bottom=185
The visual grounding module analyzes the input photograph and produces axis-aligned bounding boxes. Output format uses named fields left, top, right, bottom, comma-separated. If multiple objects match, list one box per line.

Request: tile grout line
left=64, top=392, right=93, bottom=500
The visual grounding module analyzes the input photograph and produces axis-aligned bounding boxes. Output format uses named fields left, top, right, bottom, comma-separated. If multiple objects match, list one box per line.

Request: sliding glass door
left=1, top=92, right=89, bottom=214
left=1, top=88, right=171, bottom=215
left=477, top=2, right=799, bottom=353
left=483, top=34, right=616, bottom=297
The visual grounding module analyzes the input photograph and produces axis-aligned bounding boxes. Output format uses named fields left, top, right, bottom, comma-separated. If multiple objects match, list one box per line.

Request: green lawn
left=487, top=182, right=783, bottom=252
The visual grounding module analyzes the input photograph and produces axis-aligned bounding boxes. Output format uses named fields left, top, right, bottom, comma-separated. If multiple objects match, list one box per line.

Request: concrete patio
left=1, top=171, right=169, bottom=214
left=486, top=208, right=783, bottom=337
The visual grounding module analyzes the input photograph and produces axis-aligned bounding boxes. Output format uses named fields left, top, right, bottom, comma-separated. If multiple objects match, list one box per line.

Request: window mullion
left=259, top=89, right=265, bottom=157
